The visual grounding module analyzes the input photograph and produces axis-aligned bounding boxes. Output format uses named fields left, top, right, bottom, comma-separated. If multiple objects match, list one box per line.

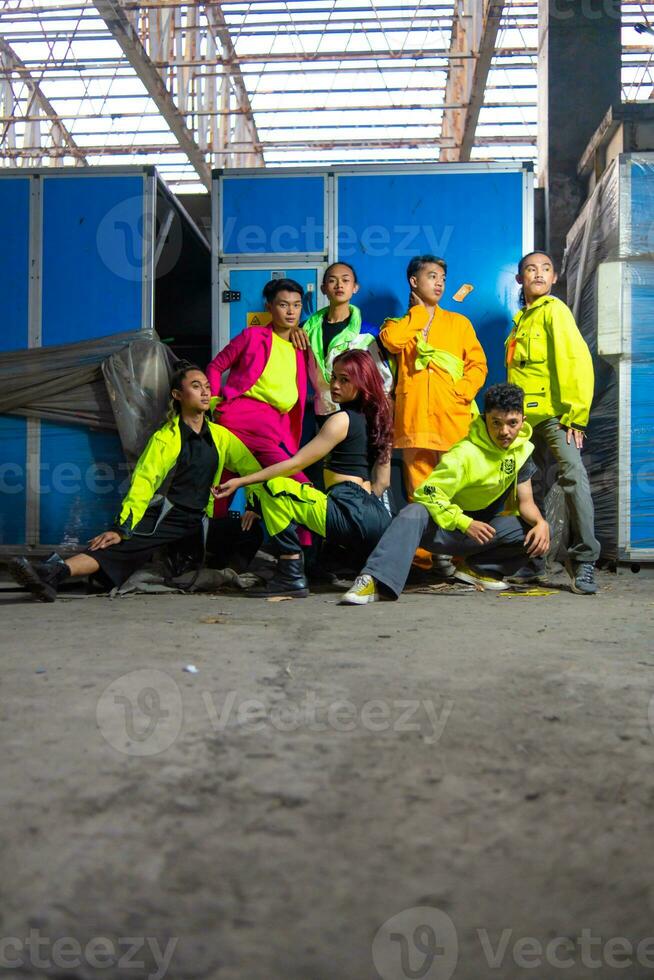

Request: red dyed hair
left=332, top=349, right=393, bottom=464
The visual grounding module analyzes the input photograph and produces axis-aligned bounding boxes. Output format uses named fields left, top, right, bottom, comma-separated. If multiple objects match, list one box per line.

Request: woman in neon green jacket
left=9, top=362, right=261, bottom=602
left=505, top=251, right=600, bottom=595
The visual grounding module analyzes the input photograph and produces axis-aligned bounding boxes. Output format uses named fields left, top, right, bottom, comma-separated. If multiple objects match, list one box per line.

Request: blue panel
left=41, top=175, right=144, bottom=345
left=222, top=176, right=325, bottom=254
left=0, top=416, right=27, bottom=545
left=626, top=159, right=654, bottom=553
left=228, top=267, right=319, bottom=340
left=39, top=422, right=127, bottom=548
left=337, top=170, right=525, bottom=388
left=0, top=177, right=30, bottom=352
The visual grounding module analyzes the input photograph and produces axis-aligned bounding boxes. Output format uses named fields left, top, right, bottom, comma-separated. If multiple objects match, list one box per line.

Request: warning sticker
left=247, top=311, right=272, bottom=327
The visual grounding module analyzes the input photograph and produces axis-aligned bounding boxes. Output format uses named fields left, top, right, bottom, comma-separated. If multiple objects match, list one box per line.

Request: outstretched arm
left=213, top=412, right=349, bottom=498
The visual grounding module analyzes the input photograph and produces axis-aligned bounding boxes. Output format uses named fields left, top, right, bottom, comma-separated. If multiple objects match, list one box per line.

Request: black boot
left=8, top=552, right=70, bottom=602
left=248, top=555, right=309, bottom=598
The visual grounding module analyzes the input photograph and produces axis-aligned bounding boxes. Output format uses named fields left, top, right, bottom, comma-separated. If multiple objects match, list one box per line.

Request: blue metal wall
left=628, top=160, right=654, bottom=553
left=0, top=416, right=27, bottom=545
left=336, top=170, right=525, bottom=388
left=221, top=175, right=325, bottom=255
left=41, top=174, right=144, bottom=345
left=0, top=170, right=152, bottom=548
left=0, top=177, right=30, bottom=352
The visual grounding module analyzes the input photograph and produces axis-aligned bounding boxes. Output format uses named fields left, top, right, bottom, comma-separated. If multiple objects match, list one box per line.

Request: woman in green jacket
left=506, top=251, right=600, bottom=594
left=9, top=362, right=260, bottom=602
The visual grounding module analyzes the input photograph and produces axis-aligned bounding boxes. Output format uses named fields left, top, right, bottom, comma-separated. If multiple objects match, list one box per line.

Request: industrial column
left=538, top=0, right=621, bottom=273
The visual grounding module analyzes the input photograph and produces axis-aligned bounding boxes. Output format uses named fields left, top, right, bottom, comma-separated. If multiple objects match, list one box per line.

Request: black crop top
left=324, top=406, right=373, bottom=480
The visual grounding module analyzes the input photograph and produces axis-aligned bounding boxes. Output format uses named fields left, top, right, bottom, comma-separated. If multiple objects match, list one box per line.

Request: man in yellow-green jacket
left=9, top=363, right=262, bottom=602
left=340, top=383, right=551, bottom=603
left=506, top=251, right=599, bottom=595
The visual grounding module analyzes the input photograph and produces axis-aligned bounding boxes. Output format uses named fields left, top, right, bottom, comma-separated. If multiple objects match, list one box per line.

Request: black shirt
left=469, top=457, right=537, bottom=522
left=324, top=406, right=373, bottom=480
left=322, top=312, right=351, bottom=359
left=168, top=419, right=219, bottom=512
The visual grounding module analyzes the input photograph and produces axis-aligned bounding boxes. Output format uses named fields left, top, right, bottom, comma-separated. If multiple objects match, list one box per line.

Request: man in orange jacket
left=380, top=254, right=487, bottom=569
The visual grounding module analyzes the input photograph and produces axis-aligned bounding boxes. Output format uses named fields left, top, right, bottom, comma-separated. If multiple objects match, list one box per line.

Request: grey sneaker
left=565, top=560, right=597, bottom=595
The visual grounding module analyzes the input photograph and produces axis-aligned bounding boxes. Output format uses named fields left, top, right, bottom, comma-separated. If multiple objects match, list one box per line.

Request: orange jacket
left=380, top=305, right=487, bottom=451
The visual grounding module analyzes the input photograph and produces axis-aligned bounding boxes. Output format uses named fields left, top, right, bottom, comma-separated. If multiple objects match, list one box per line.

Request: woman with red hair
left=213, top=350, right=393, bottom=597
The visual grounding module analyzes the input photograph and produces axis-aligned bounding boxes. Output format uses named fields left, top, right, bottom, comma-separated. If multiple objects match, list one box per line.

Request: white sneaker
left=453, top=562, right=509, bottom=591
left=340, top=574, right=379, bottom=605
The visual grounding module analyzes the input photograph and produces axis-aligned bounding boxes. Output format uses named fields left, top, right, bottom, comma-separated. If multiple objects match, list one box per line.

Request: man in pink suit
left=206, top=278, right=312, bottom=541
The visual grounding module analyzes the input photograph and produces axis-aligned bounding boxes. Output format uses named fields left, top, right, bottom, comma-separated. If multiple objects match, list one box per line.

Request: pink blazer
left=206, top=326, right=309, bottom=452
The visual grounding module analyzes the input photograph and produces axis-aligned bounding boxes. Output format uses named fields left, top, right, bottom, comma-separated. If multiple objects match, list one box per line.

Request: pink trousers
left=214, top=396, right=311, bottom=547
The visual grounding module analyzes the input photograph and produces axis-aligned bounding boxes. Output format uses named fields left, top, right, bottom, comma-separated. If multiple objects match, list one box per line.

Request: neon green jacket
left=505, top=295, right=594, bottom=429
left=413, top=414, right=534, bottom=533
left=302, top=304, right=394, bottom=415
left=114, top=415, right=260, bottom=537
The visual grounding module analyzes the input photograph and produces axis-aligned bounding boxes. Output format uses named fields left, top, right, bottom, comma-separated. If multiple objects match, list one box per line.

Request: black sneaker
left=564, top=560, right=597, bottom=595
left=247, top=556, right=309, bottom=598
left=8, top=553, right=70, bottom=602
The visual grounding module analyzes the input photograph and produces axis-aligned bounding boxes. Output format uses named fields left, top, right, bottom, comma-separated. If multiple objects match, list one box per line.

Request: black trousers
left=83, top=504, right=204, bottom=587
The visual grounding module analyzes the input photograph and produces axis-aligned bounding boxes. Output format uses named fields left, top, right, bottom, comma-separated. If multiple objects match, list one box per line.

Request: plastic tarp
left=0, top=330, right=177, bottom=466
left=564, top=153, right=654, bottom=560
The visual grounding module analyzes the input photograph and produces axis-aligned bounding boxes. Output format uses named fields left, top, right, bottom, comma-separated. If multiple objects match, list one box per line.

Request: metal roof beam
left=0, top=35, right=88, bottom=166
left=201, top=0, right=263, bottom=166
left=93, top=0, right=210, bottom=188
left=440, top=0, right=506, bottom=162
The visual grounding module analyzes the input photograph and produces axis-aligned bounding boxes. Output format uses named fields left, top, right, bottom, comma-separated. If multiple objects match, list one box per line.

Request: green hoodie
left=413, top=414, right=534, bottom=533
left=302, top=304, right=394, bottom=415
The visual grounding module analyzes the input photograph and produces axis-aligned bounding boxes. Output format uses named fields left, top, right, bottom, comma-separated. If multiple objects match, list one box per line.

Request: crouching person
left=9, top=362, right=260, bottom=602
left=340, top=383, right=550, bottom=603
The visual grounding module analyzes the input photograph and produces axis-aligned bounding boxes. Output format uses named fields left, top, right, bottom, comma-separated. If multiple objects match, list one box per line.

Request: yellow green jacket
left=413, top=414, right=534, bottom=532
left=505, top=295, right=594, bottom=429
left=115, top=415, right=260, bottom=537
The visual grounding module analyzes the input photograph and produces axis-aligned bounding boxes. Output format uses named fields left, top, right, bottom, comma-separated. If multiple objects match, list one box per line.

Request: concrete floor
left=1, top=567, right=654, bottom=980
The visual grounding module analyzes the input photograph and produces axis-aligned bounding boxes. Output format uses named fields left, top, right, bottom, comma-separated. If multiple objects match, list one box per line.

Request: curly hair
left=331, top=349, right=393, bottom=465
left=484, top=383, right=525, bottom=416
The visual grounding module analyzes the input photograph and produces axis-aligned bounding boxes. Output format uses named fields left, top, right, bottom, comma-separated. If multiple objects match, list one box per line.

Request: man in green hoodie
left=340, top=383, right=550, bottom=603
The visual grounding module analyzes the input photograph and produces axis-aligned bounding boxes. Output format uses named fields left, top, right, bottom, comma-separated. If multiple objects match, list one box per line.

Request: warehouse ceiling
left=0, top=0, right=653, bottom=190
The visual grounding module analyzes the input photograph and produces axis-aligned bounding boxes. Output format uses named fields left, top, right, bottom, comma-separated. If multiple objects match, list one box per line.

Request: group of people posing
left=9, top=250, right=600, bottom=603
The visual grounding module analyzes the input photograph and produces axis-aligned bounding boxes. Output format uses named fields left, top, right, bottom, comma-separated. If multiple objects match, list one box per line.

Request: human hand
left=524, top=520, right=550, bottom=557
left=88, top=530, right=121, bottom=550
left=241, top=510, right=260, bottom=532
left=464, top=520, right=496, bottom=545
left=211, top=478, right=242, bottom=500
left=289, top=327, right=309, bottom=351
left=563, top=426, right=585, bottom=450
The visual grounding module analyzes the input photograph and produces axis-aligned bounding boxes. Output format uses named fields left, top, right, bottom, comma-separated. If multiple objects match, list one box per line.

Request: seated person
left=8, top=363, right=261, bottom=602
left=340, top=383, right=550, bottom=603
left=213, top=349, right=393, bottom=598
